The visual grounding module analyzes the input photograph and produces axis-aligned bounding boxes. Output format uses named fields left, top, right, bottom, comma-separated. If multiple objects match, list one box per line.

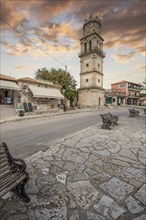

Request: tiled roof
left=111, top=80, right=142, bottom=86
left=0, top=74, right=16, bottom=81
left=17, top=77, right=37, bottom=83
left=111, top=80, right=128, bottom=85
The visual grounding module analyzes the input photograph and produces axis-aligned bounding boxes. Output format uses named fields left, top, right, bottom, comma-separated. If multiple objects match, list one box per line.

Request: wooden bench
left=100, top=112, right=119, bottom=130
left=128, top=108, right=140, bottom=117
left=0, top=142, right=30, bottom=202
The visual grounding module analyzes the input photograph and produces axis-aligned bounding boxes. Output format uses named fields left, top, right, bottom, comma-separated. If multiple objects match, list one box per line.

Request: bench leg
left=11, top=175, right=30, bottom=203
left=102, top=122, right=111, bottom=130
left=129, top=114, right=135, bottom=117
left=135, top=113, right=139, bottom=116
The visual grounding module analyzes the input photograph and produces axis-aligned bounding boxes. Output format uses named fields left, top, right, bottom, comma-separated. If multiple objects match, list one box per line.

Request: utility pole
left=65, top=65, right=67, bottom=73
left=63, top=65, right=67, bottom=111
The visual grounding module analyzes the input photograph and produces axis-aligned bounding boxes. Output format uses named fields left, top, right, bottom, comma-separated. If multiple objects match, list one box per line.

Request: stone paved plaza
left=0, top=112, right=146, bottom=220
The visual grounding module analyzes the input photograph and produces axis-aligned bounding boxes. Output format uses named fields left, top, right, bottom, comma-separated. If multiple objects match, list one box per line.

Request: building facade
left=17, top=77, right=64, bottom=111
left=105, top=80, right=142, bottom=106
left=0, top=74, right=19, bottom=107
left=0, top=74, right=64, bottom=114
left=78, top=15, right=105, bottom=107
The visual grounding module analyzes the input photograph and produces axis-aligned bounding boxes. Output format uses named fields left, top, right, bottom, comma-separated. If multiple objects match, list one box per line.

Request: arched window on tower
left=84, top=42, right=87, bottom=52
left=89, top=40, right=92, bottom=51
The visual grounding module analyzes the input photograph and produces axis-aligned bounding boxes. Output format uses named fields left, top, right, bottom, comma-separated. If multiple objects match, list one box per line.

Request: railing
left=128, top=94, right=140, bottom=97
left=79, top=47, right=105, bottom=58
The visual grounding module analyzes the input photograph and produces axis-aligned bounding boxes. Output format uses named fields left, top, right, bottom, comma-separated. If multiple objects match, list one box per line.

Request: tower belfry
left=78, top=16, right=105, bottom=107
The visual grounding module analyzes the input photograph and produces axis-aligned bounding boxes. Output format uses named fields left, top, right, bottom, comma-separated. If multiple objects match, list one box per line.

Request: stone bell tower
left=78, top=15, right=105, bottom=107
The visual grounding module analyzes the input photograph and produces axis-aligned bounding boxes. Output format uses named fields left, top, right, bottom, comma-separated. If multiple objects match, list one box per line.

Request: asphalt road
left=0, top=108, right=129, bottom=158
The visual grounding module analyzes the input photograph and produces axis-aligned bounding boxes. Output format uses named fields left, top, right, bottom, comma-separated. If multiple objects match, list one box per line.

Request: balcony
left=128, top=84, right=142, bottom=90
left=79, top=46, right=105, bottom=58
left=128, top=94, right=140, bottom=98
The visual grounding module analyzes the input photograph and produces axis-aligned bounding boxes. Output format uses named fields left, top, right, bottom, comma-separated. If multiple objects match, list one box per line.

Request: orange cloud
left=0, top=1, right=23, bottom=30
left=14, top=64, right=30, bottom=70
left=112, top=52, right=136, bottom=64
left=0, top=0, right=145, bottom=59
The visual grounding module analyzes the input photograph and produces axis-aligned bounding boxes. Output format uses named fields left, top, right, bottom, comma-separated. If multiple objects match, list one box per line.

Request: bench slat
left=0, top=174, right=26, bottom=197
left=0, top=172, right=23, bottom=189
left=0, top=153, right=8, bottom=159
left=0, top=148, right=6, bottom=153
left=0, top=170, right=12, bottom=180
left=0, top=156, right=8, bottom=164
left=0, top=166, right=11, bottom=176
left=0, top=157, right=9, bottom=165
left=0, top=161, right=10, bottom=171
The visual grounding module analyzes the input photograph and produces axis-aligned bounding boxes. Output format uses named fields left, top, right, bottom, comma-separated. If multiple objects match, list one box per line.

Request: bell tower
left=78, top=15, right=105, bottom=107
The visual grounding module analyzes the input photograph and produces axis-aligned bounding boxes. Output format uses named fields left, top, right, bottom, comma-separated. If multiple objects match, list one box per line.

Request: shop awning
left=29, top=85, right=64, bottom=99
left=0, top=80, right=20, bottom=90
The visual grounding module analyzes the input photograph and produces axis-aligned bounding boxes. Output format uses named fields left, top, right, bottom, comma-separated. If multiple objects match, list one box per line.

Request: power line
left=0, top=17, right=67, bottom=69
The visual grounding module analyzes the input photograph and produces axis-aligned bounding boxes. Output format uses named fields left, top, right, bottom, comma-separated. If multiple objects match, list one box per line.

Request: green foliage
left=35, top=67, right=77, bottom=105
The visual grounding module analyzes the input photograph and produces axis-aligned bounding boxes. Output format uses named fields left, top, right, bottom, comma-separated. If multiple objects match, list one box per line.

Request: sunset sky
left=0, top=0, right=145, bottom=88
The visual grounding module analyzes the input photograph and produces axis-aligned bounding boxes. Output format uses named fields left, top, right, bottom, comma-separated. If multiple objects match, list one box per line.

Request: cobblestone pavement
left=0, top=113, right=146, bottom=220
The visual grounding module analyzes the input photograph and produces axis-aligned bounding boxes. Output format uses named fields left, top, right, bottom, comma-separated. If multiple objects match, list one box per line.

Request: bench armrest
left=10, top=158, right=26, bottom=172
left=1, top=142, right=27, bottom=172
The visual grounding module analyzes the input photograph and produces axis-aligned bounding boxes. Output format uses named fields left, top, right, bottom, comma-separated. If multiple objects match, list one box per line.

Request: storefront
left=17, top=78, right=64, bottom=112
left=0, top=76, right=20, bottom=107
left=28, top=84, right=64, bottom=110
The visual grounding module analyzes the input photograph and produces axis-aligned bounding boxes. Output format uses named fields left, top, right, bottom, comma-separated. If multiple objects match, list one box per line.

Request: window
left=84, top=42, right=87, bottom=52
left=99, top=97, right=101, bottom=106
left=89, top=40, right=92, bottom=51
left=98, top=64, right=100, bottom=68
left=98, top=79, right=100, bottom=83
left=86, top=79, right=89, bottom=82
left=86, top=63, right=89, bottom=67
left=119, top=84, right=125, bottom=88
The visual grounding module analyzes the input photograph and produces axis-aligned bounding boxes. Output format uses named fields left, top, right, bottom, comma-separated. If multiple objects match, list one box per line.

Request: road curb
left=0, top=108, right=101, bottom=124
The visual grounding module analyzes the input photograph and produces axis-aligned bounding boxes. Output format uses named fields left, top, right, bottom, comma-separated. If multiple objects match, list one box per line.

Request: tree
left=35, top=67, right=77, bottom=106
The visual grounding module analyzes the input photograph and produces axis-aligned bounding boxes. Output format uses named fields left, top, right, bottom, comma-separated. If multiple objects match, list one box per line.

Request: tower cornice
left=78, top=86, right=105, bottom=91
left=80, top=70, right=103, bottom=75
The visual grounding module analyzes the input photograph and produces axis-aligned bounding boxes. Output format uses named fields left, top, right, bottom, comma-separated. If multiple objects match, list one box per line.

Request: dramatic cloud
left=112, top=52, right=136, bottom=64
left=0, top=0, right=145, bottom=61
left=0, top=0, right=29, bottom=30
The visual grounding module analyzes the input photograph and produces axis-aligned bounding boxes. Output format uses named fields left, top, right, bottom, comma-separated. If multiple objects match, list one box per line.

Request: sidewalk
left=0, top=112, right=146, bottom=219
